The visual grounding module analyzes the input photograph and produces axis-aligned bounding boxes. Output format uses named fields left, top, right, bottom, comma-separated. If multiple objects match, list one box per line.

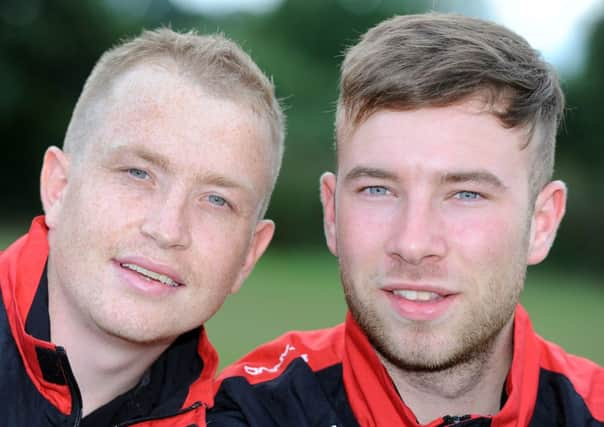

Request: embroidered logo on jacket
left=244, top=344, right=308, bottom=376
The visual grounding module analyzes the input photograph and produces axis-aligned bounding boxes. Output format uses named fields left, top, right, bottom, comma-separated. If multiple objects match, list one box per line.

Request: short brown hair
left=64, top=27, right=285, bottom=212
left=336, top=13, right=564, bottom=193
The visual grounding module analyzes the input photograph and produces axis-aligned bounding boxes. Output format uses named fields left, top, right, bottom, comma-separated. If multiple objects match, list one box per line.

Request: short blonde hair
left=64, top=27, right=285, bottom=212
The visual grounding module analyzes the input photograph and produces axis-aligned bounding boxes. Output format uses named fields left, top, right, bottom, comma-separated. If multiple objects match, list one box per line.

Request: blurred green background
left=1, top=0, right=602, bottom=368
left=206, top=250, right=604, bottom=368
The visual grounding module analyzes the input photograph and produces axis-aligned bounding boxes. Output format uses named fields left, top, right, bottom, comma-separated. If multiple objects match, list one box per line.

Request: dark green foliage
left=0, top=0, right=602, bottom=274
left=550, top=15, right=604, bottom=273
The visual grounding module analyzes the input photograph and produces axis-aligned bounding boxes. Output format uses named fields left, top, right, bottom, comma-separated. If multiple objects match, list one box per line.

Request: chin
left=111, top=327, right=177, bottom=346
left=380, top=322, right=506, bottom=373
left=94, top=313, right=181, bottom=345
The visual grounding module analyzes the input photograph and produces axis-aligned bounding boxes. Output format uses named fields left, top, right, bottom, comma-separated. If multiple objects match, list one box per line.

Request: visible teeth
left=121, top=263, right=180, bottom=287
left=392, top=290, right=439, bottom=301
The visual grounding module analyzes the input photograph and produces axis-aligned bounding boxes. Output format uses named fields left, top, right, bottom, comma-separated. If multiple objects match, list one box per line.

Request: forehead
left=82, top=65, right=273, bottom=192
left=338, top=101, right=532, bottom=178
left=104, top=64, right=250, bottom=128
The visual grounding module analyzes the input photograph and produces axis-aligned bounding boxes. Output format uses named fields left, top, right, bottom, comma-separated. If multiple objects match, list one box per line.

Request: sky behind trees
left=170, top=0, right=604, bottom=74
left=1, top=0, right=603, bottom=274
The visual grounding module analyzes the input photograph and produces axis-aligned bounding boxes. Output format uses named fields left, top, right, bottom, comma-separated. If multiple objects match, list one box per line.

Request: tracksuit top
left=0, top=217, right=217, bottom=426
left=210, top=308, right=604, bottom=426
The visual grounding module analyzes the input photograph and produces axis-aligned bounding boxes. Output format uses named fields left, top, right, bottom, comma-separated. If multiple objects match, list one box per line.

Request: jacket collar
left=0, top=216, right=219, bottom=417
left=342, top=306, right=540, bottom=426
left=0, top=216, right=70, bottom=412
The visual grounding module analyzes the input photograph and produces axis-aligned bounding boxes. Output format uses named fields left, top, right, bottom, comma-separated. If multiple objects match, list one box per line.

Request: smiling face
left=41, top=64, right=275, bottom=345
left=321, top=100, right=566, bottom=370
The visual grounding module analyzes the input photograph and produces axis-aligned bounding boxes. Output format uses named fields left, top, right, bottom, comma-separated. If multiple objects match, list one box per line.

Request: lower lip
left=385, top=291, right=457, bottom=321
left=113, top=261, right=181, bottom=297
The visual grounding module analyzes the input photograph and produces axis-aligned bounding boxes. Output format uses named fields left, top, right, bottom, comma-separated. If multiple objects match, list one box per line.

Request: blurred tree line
left=0, top=0, right=602, bottom=274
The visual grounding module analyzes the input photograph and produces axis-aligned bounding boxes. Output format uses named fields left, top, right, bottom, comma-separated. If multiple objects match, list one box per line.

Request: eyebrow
left=343, top=166, right=506, bottom=190
left=134, top=147, right=172, bottom=172
left=440, top=171, right=507, bottom=189
left=344, top=166, right=398, bottom=182
left=108, top=145, right=172, bottom=172
left=109, top=145, right=251, bottom=191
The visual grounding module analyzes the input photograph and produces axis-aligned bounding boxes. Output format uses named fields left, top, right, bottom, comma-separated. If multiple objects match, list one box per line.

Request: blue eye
left=208, top=194, right=227, bottom=207
left=455, top=191, right=481, bottom=200
left=364, top=186, right=389, bottom=196
left=128, top=168, right=148, bottom=180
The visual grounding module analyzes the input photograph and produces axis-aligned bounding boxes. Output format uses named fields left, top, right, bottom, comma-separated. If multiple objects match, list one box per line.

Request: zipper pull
left=441, top=414, right=471, bottom=425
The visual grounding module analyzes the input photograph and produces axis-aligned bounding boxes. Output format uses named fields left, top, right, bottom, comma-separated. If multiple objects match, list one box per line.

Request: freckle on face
left=47, top=65, right=273, bottom=344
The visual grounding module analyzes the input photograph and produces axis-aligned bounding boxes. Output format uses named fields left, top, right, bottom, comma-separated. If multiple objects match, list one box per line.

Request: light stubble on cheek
left=339, top=214, right=530, bottom=372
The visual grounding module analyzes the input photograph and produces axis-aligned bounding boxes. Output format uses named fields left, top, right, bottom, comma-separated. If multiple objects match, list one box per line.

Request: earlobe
left=230, top=219, right=275, bottom=295
left=40, top=146, right=70, bottom=229
left=527, top=180, right=567, bottom=265
left=320, top=172, right=338, bottom=256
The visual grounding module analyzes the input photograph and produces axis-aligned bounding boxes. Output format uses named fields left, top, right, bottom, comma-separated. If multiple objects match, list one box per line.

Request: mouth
left=390, top=289, right=443, bottom=302
left=383, top=285, right=457, bottom=321
left=120, top=263, right=183, bottom=288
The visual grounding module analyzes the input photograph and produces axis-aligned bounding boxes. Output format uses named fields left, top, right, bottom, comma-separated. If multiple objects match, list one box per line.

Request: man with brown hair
left=210, top=13, right=604, bottom=426
left=0, top=28, right=283, bottom=426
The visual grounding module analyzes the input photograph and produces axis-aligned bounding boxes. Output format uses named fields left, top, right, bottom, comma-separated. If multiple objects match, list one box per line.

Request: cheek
left=91, top=177, right=151, bottom=221
left=447, top=210, right=526, bottom=265
left=335, top=203, right=392, bottom=269
left=58, top=178, right=140, bottom=245
left=189, top=219, right=251, bottom=269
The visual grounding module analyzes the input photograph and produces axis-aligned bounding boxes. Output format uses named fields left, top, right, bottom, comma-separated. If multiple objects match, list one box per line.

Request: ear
left=230, top=219, right=275, bottom=294
left=320, top=172, right=338, bottom=256
left=527, top=180, right=567, bottom=265
left=40, top=146, right=70, bottom=230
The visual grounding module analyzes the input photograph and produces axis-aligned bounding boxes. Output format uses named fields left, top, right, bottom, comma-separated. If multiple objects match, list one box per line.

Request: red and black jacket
left=0, top=217, right=218, bottom=426
left=210, top=307, right=604, bottom=426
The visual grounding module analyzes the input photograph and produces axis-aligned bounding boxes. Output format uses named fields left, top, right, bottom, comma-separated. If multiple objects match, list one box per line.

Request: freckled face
left=44, top=65, right=274, bottom=344
left=322, top=102, right=534, bottom=369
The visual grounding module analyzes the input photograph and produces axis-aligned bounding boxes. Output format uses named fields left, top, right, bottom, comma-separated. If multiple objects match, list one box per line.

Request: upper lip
left=381, top=283, right=457, bottom=297
left=114, top=256, right=186, bottom=286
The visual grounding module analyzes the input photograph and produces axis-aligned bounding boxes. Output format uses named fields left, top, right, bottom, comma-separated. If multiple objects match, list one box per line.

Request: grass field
left=208, top=248, right=604, bottom=368
left=2, top=228, right=603, bottom=369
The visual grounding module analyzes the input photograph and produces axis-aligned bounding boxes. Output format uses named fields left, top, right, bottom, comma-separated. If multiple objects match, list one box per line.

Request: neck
left=48, top=285, right=172, bottom=417
left=382, top=319, right=514, bottom=424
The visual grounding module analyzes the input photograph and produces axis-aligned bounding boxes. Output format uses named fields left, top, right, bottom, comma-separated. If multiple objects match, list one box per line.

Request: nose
left=140, top=188, right=191, bottom=249
left=385, top=197, right=447, bottom=265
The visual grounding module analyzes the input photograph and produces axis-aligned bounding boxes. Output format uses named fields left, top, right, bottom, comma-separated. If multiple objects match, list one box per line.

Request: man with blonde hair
left=0, top=27, right=284, bottom=426
left=210, top=13, right=604, bottom=426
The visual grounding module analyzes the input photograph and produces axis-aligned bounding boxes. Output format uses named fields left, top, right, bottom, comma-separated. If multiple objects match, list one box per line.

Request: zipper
left=441, top=414, right=472, bottom=426
left=115, top=400, right=204, bottom=427
left=55, top=345, right=204, bottom=426
left=55, top=346, right=83, bottom=427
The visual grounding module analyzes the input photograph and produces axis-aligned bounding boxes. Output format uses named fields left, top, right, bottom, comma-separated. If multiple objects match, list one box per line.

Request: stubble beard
left=340, top=251, right=526, bottom=374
